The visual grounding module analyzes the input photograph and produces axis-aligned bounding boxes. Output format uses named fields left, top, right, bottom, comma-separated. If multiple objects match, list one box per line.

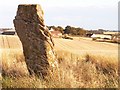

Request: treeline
left=64, top=26, right=86, bottom=36
left=47, top=25, right=87, bottom=36
left=47, top=26, right=64, bottom=34
left=47, top=25, right=108, bottom=37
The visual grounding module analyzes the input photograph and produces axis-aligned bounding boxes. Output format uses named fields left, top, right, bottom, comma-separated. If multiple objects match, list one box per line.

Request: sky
left=0, top=0, right=119, bottom=30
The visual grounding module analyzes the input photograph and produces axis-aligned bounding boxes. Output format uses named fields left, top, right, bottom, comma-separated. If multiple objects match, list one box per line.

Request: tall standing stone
left=13, top=4, right=56, bottom=77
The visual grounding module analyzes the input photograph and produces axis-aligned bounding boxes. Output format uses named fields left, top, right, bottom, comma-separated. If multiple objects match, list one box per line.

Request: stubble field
left=0, top=35, right=119, bottom=88
left=0, top=35, right=118, bottom=57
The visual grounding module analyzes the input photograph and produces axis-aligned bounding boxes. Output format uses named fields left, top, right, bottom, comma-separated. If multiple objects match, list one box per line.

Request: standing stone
left=13, top=4, right=56, bottom=77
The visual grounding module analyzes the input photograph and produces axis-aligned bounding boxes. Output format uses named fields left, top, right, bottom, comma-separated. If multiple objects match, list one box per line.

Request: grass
left=2, top=49, right=29, bottom=77
left=2, top=50, right=119, bottom=88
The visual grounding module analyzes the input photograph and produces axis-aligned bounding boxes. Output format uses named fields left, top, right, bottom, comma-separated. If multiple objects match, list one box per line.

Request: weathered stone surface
left=13, top=4, right=56, bottom=77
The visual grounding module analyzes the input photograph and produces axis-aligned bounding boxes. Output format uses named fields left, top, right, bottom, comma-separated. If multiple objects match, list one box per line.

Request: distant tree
left=57, top=26, right=64, bottom=34
left=71, top=27, right=77, bottom=35
left=78, top=28, right=87, bottom=36
left=64, top=26, right=86, bottom=36
left=64, top=26, right=72, bottom=34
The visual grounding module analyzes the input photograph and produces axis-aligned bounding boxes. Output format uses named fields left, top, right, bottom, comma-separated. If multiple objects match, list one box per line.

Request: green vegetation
left=47, top=25, right=87, bottom=36
left=64, top=26, right=86, bottom=36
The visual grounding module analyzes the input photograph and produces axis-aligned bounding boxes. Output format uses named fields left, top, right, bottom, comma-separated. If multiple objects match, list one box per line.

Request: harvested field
left=0, top=35, right=28, bottom=76
left=0, top=35, right=22, bottom=49
left=53, top=38, right=118, bottom=60
left=0, top=35, right=118, bottom=60
left=0, top=35, right=119, bottom=88
left=0, top=35, right=118, bottom=75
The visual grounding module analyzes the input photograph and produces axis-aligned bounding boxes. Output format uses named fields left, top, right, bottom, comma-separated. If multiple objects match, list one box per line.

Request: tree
left=57, top=26, right=64, bottom=34
left=64, top=26, right=86, bottom=36
left=64, top=26, right=72, bottom=34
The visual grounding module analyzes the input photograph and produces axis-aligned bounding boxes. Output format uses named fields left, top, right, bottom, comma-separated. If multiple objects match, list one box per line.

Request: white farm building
left=91, top=34, right=112, bottom=40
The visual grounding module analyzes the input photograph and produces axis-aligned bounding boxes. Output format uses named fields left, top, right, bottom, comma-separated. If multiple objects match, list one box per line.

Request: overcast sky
left=0, top=0, right=119, bottom=30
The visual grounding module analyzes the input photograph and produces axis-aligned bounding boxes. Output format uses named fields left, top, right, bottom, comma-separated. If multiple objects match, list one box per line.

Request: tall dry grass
left=2, top=49, right=29, bottom=77
left=45, top=50, right=118, bottom=88
left=2, top=50, right=119, bottom=88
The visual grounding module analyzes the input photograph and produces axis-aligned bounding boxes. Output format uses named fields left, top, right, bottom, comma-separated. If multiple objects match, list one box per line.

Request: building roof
left=91, top=34, right=111, bottom=39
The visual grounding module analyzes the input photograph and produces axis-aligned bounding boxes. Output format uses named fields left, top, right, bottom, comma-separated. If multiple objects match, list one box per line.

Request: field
left=0, top=35, right=118, bottom=57
left=0, top=35, right=28, bottom=77
left=54, top=37, right=118, bottom=58
left=0, top=35, right=119, bottom=88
